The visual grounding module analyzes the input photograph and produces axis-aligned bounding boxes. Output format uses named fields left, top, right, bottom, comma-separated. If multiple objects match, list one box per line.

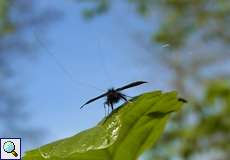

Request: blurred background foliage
left=0, top=0, right=60, bottom=145
left=78, top=0, right=230, bottom=159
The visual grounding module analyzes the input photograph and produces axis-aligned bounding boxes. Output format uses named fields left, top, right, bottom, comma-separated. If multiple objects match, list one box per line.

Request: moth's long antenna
left=33, top=31, right=104, bottom=92
left=97, top=34, right=114, bottom=87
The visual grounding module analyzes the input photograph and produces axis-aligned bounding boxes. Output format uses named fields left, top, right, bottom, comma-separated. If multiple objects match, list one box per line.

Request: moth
left=80, top=81, right=147, bottom=111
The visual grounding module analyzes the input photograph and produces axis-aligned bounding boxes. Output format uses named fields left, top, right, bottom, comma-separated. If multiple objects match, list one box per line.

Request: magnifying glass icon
left=3, top=141, right=18, bottom=157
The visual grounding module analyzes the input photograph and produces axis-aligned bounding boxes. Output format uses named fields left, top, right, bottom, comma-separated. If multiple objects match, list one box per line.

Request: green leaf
left=23, top=91, right=185, bottom=160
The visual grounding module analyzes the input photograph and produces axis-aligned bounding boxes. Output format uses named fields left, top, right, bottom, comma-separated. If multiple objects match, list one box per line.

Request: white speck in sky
left=161, top=44, right=170, bottom=48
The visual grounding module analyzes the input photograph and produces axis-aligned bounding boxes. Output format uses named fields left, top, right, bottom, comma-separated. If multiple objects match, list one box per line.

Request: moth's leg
left=107, top=104, right=110, bottom=115
left=121, top=94, right=133, bottom=104
left=110, top=103, right=114, bottom=111
left=104, top=102, right=107, bottom=116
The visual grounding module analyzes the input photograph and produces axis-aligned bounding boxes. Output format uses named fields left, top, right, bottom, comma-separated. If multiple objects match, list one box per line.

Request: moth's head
left=108, top=88, right=116, bottom=92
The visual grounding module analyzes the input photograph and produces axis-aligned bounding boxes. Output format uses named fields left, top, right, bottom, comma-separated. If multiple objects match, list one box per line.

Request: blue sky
left=10, top=0, right=174, bottom=152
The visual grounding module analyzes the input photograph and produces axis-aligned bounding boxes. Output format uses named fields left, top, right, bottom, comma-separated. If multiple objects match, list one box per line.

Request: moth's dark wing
left=116, top=81, right=147, bottom=91
left=80, top=92, right=107, bottom=109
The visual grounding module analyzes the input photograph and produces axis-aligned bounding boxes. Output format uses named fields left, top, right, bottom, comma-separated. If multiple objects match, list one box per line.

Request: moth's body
left=80, top=81, right=147, bottom=112
left=104, top=88, right=126, bottom=110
